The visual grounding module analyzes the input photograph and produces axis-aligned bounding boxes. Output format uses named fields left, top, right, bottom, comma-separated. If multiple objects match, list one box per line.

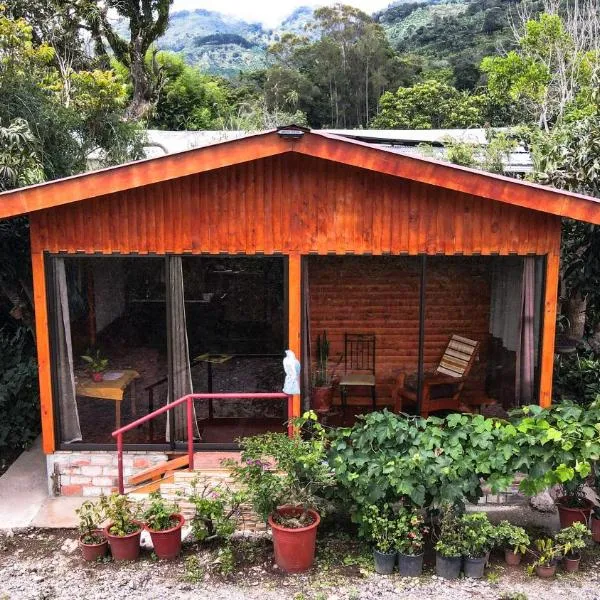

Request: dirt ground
left=1, top=526, right=600, bottom=600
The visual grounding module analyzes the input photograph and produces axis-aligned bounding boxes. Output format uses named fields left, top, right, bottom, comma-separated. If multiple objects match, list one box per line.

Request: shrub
left=396, top=508, right=428, bottom=556
left=459, top=512, right=496, bottom=558
left=555, top=522, right=590, bottom=558
left=76, top=498, right=106, bottom=544
left=0, top=327, right=39, bottom=451
left=358, top=504, right=398, bottom=553
left=494, top=521, right=530, bottom=554
left=100, top=494, right=141, bottom=536
left=434, top=507, right=464, bottom=558
left=554, top=350, right=600, bottom=406
left=142, top=491, right=180, bottom=531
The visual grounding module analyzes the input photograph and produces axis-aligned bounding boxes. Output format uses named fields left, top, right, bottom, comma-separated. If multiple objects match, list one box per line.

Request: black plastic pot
left=435, top=553, right=462, bottom=579
left=373, top=549, right=397, bottom=574
left=398, top=552, right=424, bottom=577
left=464, top=555, right=487, bottom=579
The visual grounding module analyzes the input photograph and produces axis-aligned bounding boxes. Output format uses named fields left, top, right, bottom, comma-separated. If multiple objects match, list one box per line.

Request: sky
left=171, top=0, right=392, bottom=28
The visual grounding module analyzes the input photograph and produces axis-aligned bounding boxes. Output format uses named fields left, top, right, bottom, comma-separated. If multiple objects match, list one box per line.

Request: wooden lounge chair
left=392, top=335, right=480, bottom=417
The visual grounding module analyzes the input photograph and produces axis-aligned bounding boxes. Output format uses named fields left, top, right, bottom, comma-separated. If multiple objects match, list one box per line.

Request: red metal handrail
left=112, top=392, right=292, bottom=494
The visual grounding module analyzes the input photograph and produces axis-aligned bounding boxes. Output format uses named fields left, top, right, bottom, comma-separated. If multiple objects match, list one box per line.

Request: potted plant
left=434, top=508, right=464, bottom=580
left=101, top=493, right=143, bottom=561
left=311, top=331, right=340, bottom=413
left=460, top=513, right=496, bottom=579
left=527, top=538, right=560, bottom=578
left=494, top=520, right=530, bottom=566
left=76, top=499, right=108, bottom=561
left=142, top=491, right=185, bottom=560
left=555, top=478, right=593, bottom=528
left=555, top=522, right=590, bottom=572
left=592, top=506, right=600, bottom=543
left=396, top=507, right=428, bottom=577
left=226, top=413, right=334, bottom=573
left=81, top=349, right=109, bottom=382
left=360, top=504, right=398, bottom=575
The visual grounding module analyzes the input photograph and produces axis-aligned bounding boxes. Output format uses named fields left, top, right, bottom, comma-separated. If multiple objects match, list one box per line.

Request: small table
left=194, top=353, right=233, bottom=419
left=76, top=369, right=140, bottom=430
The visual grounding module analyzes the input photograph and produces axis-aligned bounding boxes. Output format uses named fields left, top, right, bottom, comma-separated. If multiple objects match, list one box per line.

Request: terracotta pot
left=555, top=497, right=592, bottom=528
left=311, top=386, right=334, bottom=413
left=104, top=521, right=143, bottom=561
left=79, top=534, right=108, bottom=562
left=504, top=549, right=522, bottom=566
left=268, top=506, right=320, bottom=573
left=146, top=514, right=185, bottom=560
left=563, top=555, right=581, bottom=573
left=91, top=372, right=103, bottom=383
left=591, top=516, right=600, bottom=543
left=535, top=563, right=557, bottom=578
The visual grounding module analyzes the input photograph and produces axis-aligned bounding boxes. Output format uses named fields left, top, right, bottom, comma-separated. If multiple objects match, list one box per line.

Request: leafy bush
left=555, top=522, right=590, bottom=558
left=554, top=350, right=600, bottom=406
left=396, top=508, right=428, bottom=556
left=76, top=498, right=106, bottom=544
left=459, top=512, right=496, bottom=558
left=358, top=504, right=398, bottom=553
left=142, top=491, right=180, bottom=531
left=100, top=494, right=141, bottom=536
left=0, top=327, right=39, bottom=451
left=226, top=413, right=335, bottom=527
left=434, top=508, right=464, bottom=558
left=494, top=521, right=530, bottom=554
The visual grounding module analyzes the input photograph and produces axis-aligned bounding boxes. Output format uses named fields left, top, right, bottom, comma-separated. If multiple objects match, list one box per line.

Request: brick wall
left=46, top=451, right=168, bottom=497
left=308, top=255, right=492, bottom=403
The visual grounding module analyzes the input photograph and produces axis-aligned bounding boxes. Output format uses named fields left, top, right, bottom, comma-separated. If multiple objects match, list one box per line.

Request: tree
left=481, top=3, right=600, bottom=129
left=371, top=80, right=487, bottom=129
left=74, top=0, right=173, bottom=120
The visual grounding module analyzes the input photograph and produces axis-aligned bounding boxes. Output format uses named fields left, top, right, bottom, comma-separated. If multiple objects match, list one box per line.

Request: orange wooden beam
left=288, top=254, right=302, bottom=421
left=31, top=251, right=55, bottom=453
left=539, top=252, right=560, bottom=408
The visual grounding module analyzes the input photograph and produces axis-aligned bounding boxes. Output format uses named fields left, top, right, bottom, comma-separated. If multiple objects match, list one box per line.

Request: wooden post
left=539, top=253, right=560, bottom=408
left=288, top=254, right=302, bottom=421
left=32, top=252, right=56, bottom=453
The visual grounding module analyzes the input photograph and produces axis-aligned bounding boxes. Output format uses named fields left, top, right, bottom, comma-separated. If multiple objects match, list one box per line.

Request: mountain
left=148, top=6, right=318, bottom=76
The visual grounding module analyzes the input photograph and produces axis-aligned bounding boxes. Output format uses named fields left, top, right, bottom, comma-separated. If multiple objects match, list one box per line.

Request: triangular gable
left=1, top=127, right=599, bottom=224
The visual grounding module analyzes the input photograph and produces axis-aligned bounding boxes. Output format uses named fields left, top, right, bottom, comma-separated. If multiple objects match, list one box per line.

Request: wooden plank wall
left=29, top=154, right=561, bottom=256
left=308, top=256, right=492, bottom=404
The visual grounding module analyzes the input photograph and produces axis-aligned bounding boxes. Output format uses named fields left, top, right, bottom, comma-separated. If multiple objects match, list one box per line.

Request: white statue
left=283, top=349, right=301, bottom=395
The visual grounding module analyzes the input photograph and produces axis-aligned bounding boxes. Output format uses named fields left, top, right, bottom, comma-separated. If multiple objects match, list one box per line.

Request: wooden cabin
left=1, top=126, right=599, bottom=497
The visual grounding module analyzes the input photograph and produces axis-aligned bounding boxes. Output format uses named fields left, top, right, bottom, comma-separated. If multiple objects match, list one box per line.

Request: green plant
left=184, top=555, right=205, bottom=583
left=557, top=477, right=588, bottom=508
left=499, top=593, right=528, bottom=600
left=81, top=349, right=109, bottom=374
left=555, top=522, right=591, bottom=558
left=554, top=351, right=600, bottom=406
left=527, top=537, right=560, bottom=573
left=460, top=512, right=496, bottom=558
left=226, top=412, right=334, bottom=528
left=100, top=493, right=141, bottom=536
left=358, top=504, right=399, bottom=553
left=434, top=507, right=464, bottom=558
left=76, top=498, right=106, bottom=544
left=215, top=544, right=235, bottom=576
left=396, top=507, right=429, bottom=556
left=494, top=521, right=530, bottom=555
left=142, top=491, right=180, bottom=531
left=312, top=331, right=341, bottom=387
left=187, top=477, right=242, bottom=542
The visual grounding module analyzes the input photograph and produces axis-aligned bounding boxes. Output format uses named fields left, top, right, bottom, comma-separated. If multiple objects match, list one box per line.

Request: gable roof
left=1, top=127, right=599, bottom=224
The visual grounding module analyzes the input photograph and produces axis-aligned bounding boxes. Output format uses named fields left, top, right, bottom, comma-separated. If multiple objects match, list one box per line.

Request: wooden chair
left=339, top=333, right=376, bottom=414
left=392, top=335, right=480, bottom=417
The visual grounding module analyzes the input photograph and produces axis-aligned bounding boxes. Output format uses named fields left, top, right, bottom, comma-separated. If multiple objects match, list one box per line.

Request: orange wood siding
left=308, top=256, right=492, bottom=404
left=30, top=154, right=561, bottom=256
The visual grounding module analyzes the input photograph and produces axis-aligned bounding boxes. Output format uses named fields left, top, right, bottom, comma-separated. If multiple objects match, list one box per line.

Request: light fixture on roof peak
left=278, top=128, right=305, bottom=140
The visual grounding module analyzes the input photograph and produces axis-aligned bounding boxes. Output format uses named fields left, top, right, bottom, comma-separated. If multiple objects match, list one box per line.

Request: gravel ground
left=1, top=528, right=600, bottom=600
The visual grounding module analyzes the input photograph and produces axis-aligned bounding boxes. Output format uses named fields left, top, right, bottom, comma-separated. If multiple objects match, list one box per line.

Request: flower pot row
left=373, top=550, right=424, bottom=576
left=435, top=553, right=488, bottom=579
left=80, top=514, right=185, bottom=562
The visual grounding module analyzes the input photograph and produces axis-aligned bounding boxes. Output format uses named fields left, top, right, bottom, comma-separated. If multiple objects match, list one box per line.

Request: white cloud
left=171, top=0, right=391, bottom=28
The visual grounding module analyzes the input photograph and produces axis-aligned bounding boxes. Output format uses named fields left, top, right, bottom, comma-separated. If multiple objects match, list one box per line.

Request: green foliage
left=434, top=507, right=464, bottom=558
left=76, top=498, right=106, bottom=544
left=371, top=79, right=487, bottom=129
left=187, top=477, right=242, bottom=542
left=494, top=521, right=530, bottom=555
left=555, top=522, right=590, bottom=558
left=358, top=504, right=398, bottom=553
left=313, top=330, right=337, bottom=387
left=395, top=507, right=428, bottom=556
left=0, top=327, right=39, bottom=450
left=142, top=491, right=180, bottom=531
left=100, top=493, right=141, bottom=537
left=226, top=412, right=334, bottom=526
left=527, top=537, right=559, bottom=572
left=459, top=512, right=496, bottom=558
left=81, top=349, right=109, bottom=374
left=555, top=351, right=600, bottom=406
left=0, top=118, right=43, bottom=191
left=444, top=131, right=517, bottom=174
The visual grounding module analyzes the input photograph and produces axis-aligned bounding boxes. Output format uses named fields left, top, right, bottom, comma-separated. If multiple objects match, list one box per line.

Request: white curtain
left=516, top=257, right=536, bottom=405
left=166, top=256, right=200, bottom=442
left=54, top=258, right=82, bottom=443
